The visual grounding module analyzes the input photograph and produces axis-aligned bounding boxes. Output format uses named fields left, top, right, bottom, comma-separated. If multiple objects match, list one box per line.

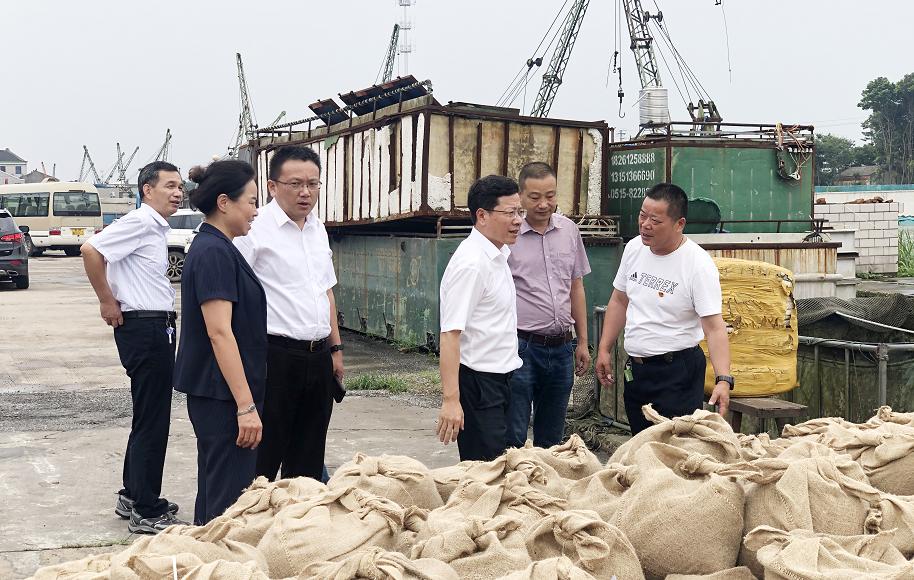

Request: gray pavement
left=0, top=254, right=454, bottom=579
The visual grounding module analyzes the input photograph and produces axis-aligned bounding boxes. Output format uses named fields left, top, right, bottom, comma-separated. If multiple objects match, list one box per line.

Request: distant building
left=835, top=165, right=880, bottom=186
left=0, top=169, right=23, bottom=185
left=0, top=148, right=27, bottom=179
left=22, top=169, right=57, bottom=183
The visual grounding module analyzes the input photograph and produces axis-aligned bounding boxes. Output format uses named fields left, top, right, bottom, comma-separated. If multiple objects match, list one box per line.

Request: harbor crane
left=228, top=52, right=257, bottom=158
left=381, top=24, right=400, bottom=83
left=117, top=144, right=140, bottom=185
left=78, top=145, right=103, bottom=183
left=154, top=129, right=172, bottom=162
left=529, top=0, right=591, bottom=118
left=103, top=146, right=124, bottom=184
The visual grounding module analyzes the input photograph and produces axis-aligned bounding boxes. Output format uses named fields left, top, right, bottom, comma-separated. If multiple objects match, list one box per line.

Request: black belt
left=631, top=345, right=701, bottom=365
left=517, top=329, right=574, bottom=347
left=123, top=310, right=176, bottom=322
left=268, top=334, right=329, bottom=353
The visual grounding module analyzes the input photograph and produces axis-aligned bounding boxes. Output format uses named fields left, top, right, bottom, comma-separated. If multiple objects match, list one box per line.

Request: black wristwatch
left=715, top=375, right=735, bottom=390
left=329, top=344, right=344, bottom=353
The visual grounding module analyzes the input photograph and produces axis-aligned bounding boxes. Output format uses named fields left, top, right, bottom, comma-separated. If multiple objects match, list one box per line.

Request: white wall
left=814, top=202, right=899, bottom=274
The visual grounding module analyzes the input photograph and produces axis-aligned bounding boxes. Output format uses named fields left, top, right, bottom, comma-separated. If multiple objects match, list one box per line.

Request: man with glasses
left=235, top=145, right=344, bottom=481
left=506, top=162, right=591, bottom=449
left=437, top=175, right=524, bottom=461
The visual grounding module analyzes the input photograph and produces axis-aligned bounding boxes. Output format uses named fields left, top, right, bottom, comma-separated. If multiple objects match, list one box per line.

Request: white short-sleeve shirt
left=84, top=203, right=175, bottom=312
left=612, top=236, right=721, bottom=357
left=440, top=228, right=523, bottom=374
left=234, top=200, right=337, bottom=341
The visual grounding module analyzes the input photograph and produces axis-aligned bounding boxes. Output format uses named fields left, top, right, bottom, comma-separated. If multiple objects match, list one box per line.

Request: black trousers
left=623, top=345, right=707, bottom=435
left=457, top=364, right=512, bottom=461
left=187, top=395, right=259, bottom=525
left=256, top=338, right=334, bottom=481
left=113, top=317, right=175, bottom=518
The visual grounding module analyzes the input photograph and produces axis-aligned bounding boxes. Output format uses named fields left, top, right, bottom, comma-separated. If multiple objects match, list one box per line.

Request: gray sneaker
left=128, top=509, right=188, bottom=534
left=116, top=494, right=179, bottom=519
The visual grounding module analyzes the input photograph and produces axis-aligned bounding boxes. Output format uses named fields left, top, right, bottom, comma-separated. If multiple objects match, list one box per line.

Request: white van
left=0, top=182, right=103, bottom=256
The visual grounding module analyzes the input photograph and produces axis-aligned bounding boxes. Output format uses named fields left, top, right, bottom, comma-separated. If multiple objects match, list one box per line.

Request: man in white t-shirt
left=595, top=183, right=732, bottom=434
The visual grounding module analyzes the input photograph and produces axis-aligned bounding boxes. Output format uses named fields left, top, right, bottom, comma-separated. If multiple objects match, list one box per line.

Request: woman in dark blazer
left=173, top=160, right=267, bottom=525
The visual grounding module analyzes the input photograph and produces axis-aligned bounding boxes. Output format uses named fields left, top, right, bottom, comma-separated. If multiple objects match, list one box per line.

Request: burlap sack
left=496, top=556, right=598, bottom=580
left=523, top=434, right=603, bottom=481
left=871, top=405, right=914, bottom=427
left=735, top=433, right=794, bottom=461
left=779, top=416, right=868, bottom=439
left=609, top=405, right=743, bottom=466
left=463, top=446, right=569, bottom=499
left=430, top=461, right=480, bottom=502
left=31, top=553, right=113, bottom=580
left=604, top=442, right=751, bottom=579
left=495, top=471, right=568, bottom=536
left=118, top=553, right=269, bottom=580
left=203, top=475, right=327, bottom=546
left=664, top=567, right=756, bottom=580
left=819, top=421, right=914, bottom=496
left=525, top=509, right=644, bottom=580
left=328, top=452, right=444, bottom=510
left=410, top=515, right=531, bottom=579
left=738, top=440, right=884, bottom=576
left=566, top=463, right=636, bottom=521
left=744, top=526, right=914, bottom=580
left=302, top=546, right=460, bottom=580
left=257, top=486, right=404, bottom=578
left=421, top=478, right=507, bottom=540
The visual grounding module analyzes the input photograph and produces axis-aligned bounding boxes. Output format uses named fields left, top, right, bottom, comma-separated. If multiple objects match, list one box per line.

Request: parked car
left=0, top=209, right=30, bottom=289
left=165, top=208, right=204, bottom=282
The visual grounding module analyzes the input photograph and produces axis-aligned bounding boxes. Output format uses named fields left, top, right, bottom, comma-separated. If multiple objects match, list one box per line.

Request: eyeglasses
left=274, top=179, right=322, bottom=192
left=488, top=207, right=527, bottom=219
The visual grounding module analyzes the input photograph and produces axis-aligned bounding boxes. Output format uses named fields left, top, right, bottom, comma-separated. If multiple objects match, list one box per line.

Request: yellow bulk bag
left=700, top=258, right=798, bottom=397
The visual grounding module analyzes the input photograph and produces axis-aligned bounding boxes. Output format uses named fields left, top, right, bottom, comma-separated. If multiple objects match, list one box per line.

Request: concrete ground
left=0, top=254, right=455, bottom=579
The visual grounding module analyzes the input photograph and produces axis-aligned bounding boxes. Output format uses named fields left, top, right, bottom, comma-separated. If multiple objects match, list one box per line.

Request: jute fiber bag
left=497, top=556, right=598, bottom=580
left=523, top=434, right=603, bottom=481
left=524, top=509, right=644, bottom=580
left=257, top=486, right=404, bottom=578
left=410, top=515, right=532, bottom=580
left=495, top=471, right=568, bottom=536
left=605, top=442, right=752, bottom=579
left=609, top=405, right=743, bottom=466
left=820, top=421, right=914, bottom=496
left=744, top=526, right=914, bottom=580
left=463, top=446, right=569, bottom=499
left=301, top=546, right=460, bottom=580
left=421, top=478, right=507, bottom=540
left=566, top=463, right=636, bottom=522
left=203, top=475, right=327, bottom=547
left=735, top=432, right=793, bottom=461
left=117, top=553, right=269, bottom=580
left=31, top=553, right=113, bottom=580
left=664, top=567, right=757, bottom=580
left=328, top=452, right=444, bottom=510
left=430, top=461, right=480, bottom=502
left=871, top=405, right=914, bottom=427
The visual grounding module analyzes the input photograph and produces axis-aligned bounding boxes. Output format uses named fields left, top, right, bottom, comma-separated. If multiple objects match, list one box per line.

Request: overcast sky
left=4, top=0, right=912, bottom=181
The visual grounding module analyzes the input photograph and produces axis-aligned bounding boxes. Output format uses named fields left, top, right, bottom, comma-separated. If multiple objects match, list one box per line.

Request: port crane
left=529, top=0, right=590, bottom=118
left=154, top=129, right=172, bottom=162
left=380, top=24, right=400, bottom=83
left=228, top=53, right=257, bottom=158
left=78, top=146, right=103, bottom=183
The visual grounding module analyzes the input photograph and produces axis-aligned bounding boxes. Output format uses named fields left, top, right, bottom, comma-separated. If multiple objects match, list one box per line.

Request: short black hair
left=187, top=160, right=255, bottom=215
left=646, top=182, right=689, bottom=221
left=518, top=161, right=556, bottom=190
left=467, top=175, right=519, bottom=224
left=138, top=161, right=180, bottom=200
left=268, top=145, right=321, bottom=181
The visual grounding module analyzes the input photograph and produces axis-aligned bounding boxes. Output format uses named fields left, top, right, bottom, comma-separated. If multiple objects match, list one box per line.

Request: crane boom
left=621, top=0, right=663, bottom=89
left=529, top=0, right=591, bottom=118
left=154, top=129, right=172, bottom=162
left=118, top=146, right=140, bottom=184
left=382, top=24, right=400, bottom=83
left=228, top=53, right=257, bottom=157
left=103, top=143, right=124, bottom=184
left=80, top=146, right=102, bottom=183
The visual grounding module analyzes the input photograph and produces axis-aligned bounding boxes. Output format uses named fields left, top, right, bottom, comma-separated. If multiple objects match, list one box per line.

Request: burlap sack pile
left=497, top=556, right=597, bottom=580
left=665, top=568, right=757, bottom=580
left=602, top=441, right=752, bottom=579
left=744, top=526, right=914, bottom=579
left=871, top=405, right=914, bottom=427
left=328, top=452, right=444, bottom=510
left=429, top=461, right=479, bottom=502
left=522, top=434, right=603, bottom=481
left=31, top=553, right=113, bottom=580
left=735, top=432, right=793, bottom=461
left=462, top=445, right=570, bottom=499
left=609, top=405, right=743, bottom=465
left=566, top=463, right=635, bottom=521
left=257, top=485, right=405, bottom=578
left=114, top=553, right=269, bottom=580
left=524, top=509, right=644, bottom=580
left=495, top=471, right=569, bottom=536
left=301, top=546, right=460, bottom=579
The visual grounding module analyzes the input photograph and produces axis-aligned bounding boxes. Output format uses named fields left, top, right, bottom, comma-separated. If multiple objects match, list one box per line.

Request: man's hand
left=595, top=350, right=615, bottom=386
left=331, top=351, right=344, bottom=381
left=100, top=299, right=124, bottom=328
left=236, top=409, right=263, bottom=449
left=574, top=343, right=592, bottom=377
left=709, top=382, right=730, bottom=417
left=437, top=397, right=464, bottom=445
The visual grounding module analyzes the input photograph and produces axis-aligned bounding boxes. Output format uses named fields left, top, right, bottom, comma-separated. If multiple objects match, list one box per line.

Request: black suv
left=0, top=209, right=29, bottom=289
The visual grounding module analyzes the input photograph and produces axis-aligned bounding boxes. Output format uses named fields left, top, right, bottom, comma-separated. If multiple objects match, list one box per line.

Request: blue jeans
left=507, top=338, right=575, bottom=448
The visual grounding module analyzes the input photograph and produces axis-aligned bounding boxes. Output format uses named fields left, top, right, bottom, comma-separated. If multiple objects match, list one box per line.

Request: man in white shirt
left=595, top=182, right=732, bottom=434
left=235, top=145, right=344, bottom=481
left=81, top=161, right=188, bottom=534
left=437, top=175, right=524, bottom=461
